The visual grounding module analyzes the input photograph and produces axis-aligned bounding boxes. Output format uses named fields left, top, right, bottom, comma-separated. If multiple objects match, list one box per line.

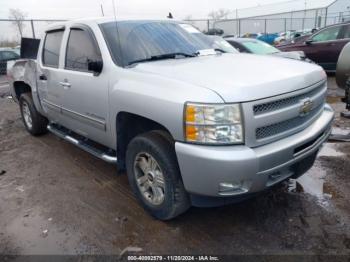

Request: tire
left=19, top=93, right=48, bottom=136
left=126, top=130, right=190, bottom=220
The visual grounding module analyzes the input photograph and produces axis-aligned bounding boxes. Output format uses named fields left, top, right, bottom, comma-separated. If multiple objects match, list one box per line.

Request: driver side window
left=312, top=26, right=341, bottom=42
left=65, top=28, right=101, bottom=72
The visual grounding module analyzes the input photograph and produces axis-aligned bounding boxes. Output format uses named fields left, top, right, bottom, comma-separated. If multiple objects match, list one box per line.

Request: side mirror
left=88, top=60, right=103, bottom=75
left=305, top=39, right=313, bottom=45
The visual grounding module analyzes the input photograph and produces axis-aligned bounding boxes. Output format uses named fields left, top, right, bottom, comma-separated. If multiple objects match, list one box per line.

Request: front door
left=304, top=25, right=343, bottom=71
left=57, top=26, right=110, bottom=146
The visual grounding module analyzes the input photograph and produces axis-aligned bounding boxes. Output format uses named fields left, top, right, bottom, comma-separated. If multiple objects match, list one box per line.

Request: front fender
left=109, top=69, right=224, bottom=144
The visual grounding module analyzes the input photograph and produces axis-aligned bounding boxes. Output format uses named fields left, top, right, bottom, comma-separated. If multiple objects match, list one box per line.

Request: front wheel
left=19, top=93, right=48, bottom=136
left=126, top=131, right=190, bottom=220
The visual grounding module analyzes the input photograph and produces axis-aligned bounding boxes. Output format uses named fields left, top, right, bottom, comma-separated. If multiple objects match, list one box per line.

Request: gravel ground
left=0, top=76, right=349, bottom=260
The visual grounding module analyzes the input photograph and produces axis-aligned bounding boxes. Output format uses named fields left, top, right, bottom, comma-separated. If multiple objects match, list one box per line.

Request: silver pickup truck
left=8, top=18, right=334, bottom=220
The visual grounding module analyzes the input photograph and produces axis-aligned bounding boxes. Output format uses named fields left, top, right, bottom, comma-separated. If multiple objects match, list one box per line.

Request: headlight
left=184, top=103, right=244, bottom=144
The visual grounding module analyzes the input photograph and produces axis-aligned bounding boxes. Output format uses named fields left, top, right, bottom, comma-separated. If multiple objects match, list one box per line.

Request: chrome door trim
left=61, top=107, right=106, bottom=131
left=42, top=99, right=61, bottom=113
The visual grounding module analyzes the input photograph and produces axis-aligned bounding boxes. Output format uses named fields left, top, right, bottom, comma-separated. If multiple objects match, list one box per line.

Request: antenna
left=100, top=4, right=105, bottom=16
left=112, top=0, right=117, bottom=21
left=111, top=0, right=125, bottom=66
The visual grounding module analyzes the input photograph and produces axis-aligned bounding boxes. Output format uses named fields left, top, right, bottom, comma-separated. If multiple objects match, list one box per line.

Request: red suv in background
left=277, top=22, right=350, bottom=72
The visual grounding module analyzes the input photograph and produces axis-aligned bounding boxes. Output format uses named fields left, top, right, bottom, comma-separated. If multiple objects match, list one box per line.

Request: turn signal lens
left=185, top=125, right=198, bottom=141
left=186, top=105, right=196, bottom=123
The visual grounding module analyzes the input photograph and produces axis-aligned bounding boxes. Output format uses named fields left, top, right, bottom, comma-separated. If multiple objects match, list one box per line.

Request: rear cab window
left=65, top=27, right=102, bottom=72
left=42, top=30, right=64, bottom=68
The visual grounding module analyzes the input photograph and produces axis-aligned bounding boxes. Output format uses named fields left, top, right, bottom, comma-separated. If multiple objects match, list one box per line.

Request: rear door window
left=65, top=28, right=101, bottom=72
left=42, top=30, right=64, bottom=68
left=312, top=26, right=342, bottom=42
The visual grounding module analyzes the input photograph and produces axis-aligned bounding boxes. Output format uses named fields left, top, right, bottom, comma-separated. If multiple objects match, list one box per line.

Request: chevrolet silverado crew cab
left=8, top=18, right=334, bottom=220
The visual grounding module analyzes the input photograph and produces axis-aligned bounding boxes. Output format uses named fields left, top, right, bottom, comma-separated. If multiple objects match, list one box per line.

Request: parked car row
left=274, top=29, right=318, bottom=46
left=208, top=21, right=350, bottom=72
left=199, top=34, right=310, bottom=63
left=224, top=37, right=310, bottom=62
left=239, top=33, right=279, bottom=45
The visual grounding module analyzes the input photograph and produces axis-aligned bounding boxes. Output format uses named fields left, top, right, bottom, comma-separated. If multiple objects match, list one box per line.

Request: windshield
left=100, top=21, right=216, bottom=66
left=241, top=40, right=280, bottom=55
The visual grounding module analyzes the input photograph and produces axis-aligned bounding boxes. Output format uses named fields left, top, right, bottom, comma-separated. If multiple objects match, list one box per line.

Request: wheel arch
left=115, top=111, right=175, bottom=171
left=13, top=81, right=32, bottom=100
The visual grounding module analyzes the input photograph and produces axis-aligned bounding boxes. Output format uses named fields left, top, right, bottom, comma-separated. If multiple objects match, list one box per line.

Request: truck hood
left=131, top=53, right=326, bottom=103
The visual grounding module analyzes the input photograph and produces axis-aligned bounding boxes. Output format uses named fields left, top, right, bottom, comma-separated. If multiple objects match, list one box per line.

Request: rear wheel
left=126, top=131, right=190, bottom=220
left=19, top=93, right=48, bottom=136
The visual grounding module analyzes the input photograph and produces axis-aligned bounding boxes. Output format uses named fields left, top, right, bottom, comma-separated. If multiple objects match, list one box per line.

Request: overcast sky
left=0, top=0, right=289, bottom=20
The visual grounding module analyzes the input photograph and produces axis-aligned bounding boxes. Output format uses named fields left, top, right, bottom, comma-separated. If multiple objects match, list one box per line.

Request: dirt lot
left=0, top=76, right=349, bottom=259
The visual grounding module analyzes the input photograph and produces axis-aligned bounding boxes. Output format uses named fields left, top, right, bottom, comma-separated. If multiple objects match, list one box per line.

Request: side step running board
left=47, top=124, right=117, bottom=164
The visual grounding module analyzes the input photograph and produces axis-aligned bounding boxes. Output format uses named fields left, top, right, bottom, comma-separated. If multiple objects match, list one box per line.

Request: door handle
left=39, top=74, right=47, bottom=80
left=59, top=81, right=71, bottom=89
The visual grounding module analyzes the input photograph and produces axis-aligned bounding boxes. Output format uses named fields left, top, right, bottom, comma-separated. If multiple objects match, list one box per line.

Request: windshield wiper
left=214, top=48, right=227, bottom=53
left=128, top=52, right=197, bottom=66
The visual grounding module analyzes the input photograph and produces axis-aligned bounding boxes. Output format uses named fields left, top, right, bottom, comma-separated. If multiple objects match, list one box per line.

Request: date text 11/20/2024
left=127, top=255, right=220, bottom=261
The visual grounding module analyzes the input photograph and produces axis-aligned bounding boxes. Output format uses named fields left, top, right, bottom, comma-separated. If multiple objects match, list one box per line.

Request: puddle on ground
left=289, top=143, right=344, bottom=207
left=289, top=166, right=331, bottom=207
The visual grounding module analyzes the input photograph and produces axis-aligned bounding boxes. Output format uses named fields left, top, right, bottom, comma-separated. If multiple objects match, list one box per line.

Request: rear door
left=58, top=25, right=110, bottom=146
left=38, top=29, right=65, bottom=122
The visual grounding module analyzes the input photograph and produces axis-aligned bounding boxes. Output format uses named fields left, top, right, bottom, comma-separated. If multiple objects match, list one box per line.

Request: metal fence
left=0, top=12, right=349, bottom=45
left=185, top=12, right=350, bottom=36
left=0, top=19, right=65, bottom=45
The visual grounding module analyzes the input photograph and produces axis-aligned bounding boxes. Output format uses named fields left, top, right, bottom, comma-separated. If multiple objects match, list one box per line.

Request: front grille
left=256, top=103, right=324, bottom=140
left=253, top=83, right=325, bottom=115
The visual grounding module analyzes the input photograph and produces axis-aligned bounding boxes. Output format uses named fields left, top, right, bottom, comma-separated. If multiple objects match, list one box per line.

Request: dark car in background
left=225, top=37, right=309, bottom=62
left=277, top=22, right=350, bottom=72
left=0, top=48, right=20, bottom=75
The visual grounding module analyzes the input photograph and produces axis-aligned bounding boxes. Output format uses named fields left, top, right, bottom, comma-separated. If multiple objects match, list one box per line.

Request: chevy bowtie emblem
left=300, top=98, right=313, bottom=116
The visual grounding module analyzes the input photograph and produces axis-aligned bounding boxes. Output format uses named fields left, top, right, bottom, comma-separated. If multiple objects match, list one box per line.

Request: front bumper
left=175, top=104, right=334, bottom=198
